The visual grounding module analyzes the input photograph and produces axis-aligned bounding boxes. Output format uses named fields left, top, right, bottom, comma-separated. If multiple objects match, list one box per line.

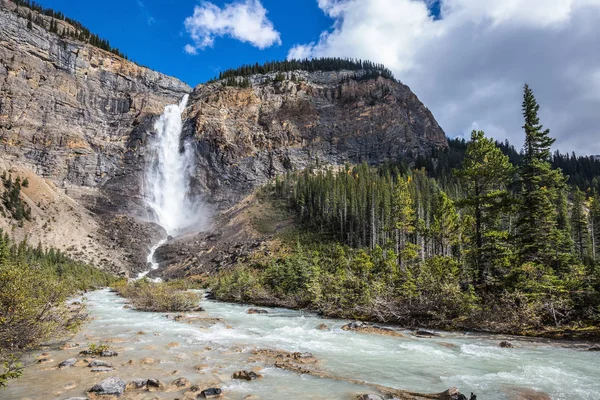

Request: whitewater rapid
left=5, top=290, right=599, bottom=400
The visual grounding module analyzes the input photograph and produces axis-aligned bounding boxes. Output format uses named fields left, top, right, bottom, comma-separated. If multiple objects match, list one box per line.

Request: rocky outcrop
left=184, top=70, right=446, bottom=209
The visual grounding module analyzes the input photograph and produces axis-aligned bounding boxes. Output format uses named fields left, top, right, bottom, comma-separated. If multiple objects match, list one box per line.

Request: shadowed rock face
left=0, top=1, right=446, bottom=274
left=184, top=70, right=447, bottom=209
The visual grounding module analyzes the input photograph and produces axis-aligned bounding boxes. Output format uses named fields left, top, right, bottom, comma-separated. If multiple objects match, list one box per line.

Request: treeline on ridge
left=210, top=58, right=396, bottom=83
left=13, top=0, right=128, bottom=60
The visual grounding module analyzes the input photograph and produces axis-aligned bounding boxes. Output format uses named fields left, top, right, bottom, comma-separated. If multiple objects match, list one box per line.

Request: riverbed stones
left=200, top=387, right=222, bottom=398
left=140, top=357, right=155, bottom=364
left=58, top=358, right=78, bottom=368
left=232, top=370, right=262, bottom=381
left=88, top=377, right=126, bottom=397
left=101, top=350, right=119, bottom=357
left=246, top=308, right=268, bottom=314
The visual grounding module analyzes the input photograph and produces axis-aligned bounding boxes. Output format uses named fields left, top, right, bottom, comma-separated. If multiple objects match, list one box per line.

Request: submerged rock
left=247, top=308, right=268, bottom=314
left=414, top=329, right=439, bottom=337
left=170, top=377, right=191, bottom=389
left=58, top=358, right=78, bottom=368
left=499, top=341, right=514, bottom=348
left=200, top=388, right=222, bottom=398
left=316, top=323, right=329, bottom=330
left=232, top=370, right=262, bottom=381
left=88, top=377, right=126, bottom=397
left=342, top=322, right=405, bottom=337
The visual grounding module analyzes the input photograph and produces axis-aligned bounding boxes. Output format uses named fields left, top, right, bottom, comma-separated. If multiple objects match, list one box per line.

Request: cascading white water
left=141, top=94, right=204, bottom=274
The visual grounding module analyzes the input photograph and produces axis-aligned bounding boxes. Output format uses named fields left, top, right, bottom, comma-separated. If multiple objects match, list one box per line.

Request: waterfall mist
left=142, top=94, right=208, bottom=271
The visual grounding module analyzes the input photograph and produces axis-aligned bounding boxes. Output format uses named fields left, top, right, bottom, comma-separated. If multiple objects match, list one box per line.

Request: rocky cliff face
left=0, top=0, right=447, bottom=276
left=184, top=70, right=447, bottom=208
left=0, top=0, right=190, bottom=273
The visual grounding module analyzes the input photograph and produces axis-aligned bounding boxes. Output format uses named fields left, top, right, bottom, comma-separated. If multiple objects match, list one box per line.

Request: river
left=5, top=289, right=599, bottom=399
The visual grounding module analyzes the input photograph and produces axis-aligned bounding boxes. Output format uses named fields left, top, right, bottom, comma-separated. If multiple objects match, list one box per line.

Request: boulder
left=246, top=308, right=268, bottom=314
left=232, top=370, right=262, bottom=381
left=341, top=321, right=366, bottom=331
left=100, top=350, right=119, bottom=357
left=58, top=358, right=78, bottom=368
left=200, top=388, right=222, bottom=398
left=89, top=360, right=113, bottom=368
left=88, top=377, right=126, bottom=397
left=499, top=341, right=514, bottom=348
left=146, top=379, right=165, bottom=391
left=316, top=323, right=329, bottom=330
left=357, top=395, right=384, bottom=400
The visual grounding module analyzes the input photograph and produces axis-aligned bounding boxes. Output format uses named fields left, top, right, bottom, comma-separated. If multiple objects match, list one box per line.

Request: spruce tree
left=516, top=84, right=568, bottom=271
left=456, top=130, right=514, bottom=285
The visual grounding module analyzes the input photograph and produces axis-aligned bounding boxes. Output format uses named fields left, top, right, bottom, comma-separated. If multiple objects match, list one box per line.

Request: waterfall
left=141, top=94, right=204, bottom=273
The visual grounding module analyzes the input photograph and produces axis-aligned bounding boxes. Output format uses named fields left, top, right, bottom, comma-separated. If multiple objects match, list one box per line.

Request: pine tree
left=27, top=12, right=33, bottom=29
left=456, top=130, right=514, bottom=285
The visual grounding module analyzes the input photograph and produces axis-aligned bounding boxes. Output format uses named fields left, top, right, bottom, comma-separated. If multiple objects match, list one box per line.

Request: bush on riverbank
left=112, top=279, right=201, bottom=312
left=0, top=231, right=115, bottom=388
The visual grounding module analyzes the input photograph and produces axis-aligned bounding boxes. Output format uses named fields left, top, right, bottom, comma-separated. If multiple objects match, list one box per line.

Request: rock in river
left=58, top=358, right=78, bottom=368
left=247, top=308, right=268, bottom=314
left=232, top=370, right=262, bottom=381
left=88, top=377, right=126, bottom=397
left=200, top=387, right=223, bottom=398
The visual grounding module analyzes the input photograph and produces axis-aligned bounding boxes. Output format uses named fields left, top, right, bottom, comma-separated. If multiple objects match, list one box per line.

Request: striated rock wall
left=0, top=0, right=190, bottom=273
left=184, top=70, right=447, bottom=208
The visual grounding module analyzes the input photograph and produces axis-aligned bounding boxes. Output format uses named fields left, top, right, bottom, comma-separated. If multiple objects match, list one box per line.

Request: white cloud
left=184, top=0, right=281, bottom=52
left=289, top=0, right=600, bottom=155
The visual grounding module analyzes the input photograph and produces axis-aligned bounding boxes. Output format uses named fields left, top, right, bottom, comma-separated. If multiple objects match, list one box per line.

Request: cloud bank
left=184, top=0, right=281, bottom=54
left=289, top=0, right=600, bottom=154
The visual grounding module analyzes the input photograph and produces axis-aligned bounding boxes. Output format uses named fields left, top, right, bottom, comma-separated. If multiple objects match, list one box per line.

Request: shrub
left=112, top=279, right=201, bottom=312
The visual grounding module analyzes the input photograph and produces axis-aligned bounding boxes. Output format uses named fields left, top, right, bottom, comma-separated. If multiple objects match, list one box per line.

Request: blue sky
left=32, top=0, right=600, bottom=155
left=38, top=0, right=333, bottom=86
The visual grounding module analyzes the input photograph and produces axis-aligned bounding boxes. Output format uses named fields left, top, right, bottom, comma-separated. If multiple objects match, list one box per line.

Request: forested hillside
left=213, top=85, right=600, bottom=338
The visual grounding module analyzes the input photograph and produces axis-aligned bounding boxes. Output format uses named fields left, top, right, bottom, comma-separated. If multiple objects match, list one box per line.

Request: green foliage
left=0, top=231, right=115, bottom=388
left=1, top=174, right=32, bottom=224
left=112, top=279, right=201, bottom=312
left=86, top=343, right=110, bottom=356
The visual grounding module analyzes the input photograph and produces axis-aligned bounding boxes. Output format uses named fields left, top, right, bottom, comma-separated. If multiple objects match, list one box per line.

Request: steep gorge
left=0, top=0, right=447, bottom=277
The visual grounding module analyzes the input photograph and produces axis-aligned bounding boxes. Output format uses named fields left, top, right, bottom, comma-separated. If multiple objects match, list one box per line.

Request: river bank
left=4, top=289, right=599, bottom=399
